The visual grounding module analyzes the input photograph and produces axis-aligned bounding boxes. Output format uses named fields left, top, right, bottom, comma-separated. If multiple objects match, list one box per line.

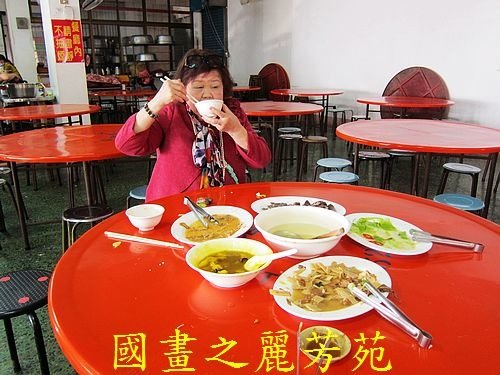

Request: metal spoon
left=243, top=248, right=298, bottom=271
left=273, top=227, right=344, bottom=240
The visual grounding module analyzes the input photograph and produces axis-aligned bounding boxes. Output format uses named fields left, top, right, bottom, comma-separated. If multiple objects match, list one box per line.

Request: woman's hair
left=174, top=49, right=233, bottom=98
left=0, top=54, right=14, bottom=65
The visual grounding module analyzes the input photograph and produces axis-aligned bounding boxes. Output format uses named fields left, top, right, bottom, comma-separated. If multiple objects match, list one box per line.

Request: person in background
left=115, top=49, right=272, bottom=201
left=0, top=54, right=22, bottom=83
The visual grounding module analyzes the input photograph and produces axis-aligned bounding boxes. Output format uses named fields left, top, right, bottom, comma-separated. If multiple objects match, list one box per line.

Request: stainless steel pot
left=4, top=83, right=39, bottom=98
left=109, top=55, right=121, bottom=64
left=136, top=53, right=156, bottom=62
left=129, top=35, right=154, bottom=45
left=156, top=35, right=173, bottom=44
left=94, top=55, right=105, bottom=64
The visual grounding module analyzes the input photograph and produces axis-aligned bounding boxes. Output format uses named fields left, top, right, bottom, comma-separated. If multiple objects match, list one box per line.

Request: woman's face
left=186, top=70, right=224, bottom=112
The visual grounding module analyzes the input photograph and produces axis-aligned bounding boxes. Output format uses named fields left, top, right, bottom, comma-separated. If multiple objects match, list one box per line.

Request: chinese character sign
left=51, top=20, right=84, bottom=63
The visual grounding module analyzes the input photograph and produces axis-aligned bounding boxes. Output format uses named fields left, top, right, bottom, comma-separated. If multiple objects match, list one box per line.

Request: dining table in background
left=271, top=88, right=344, bottom=134
left=0, top=124, right=124, bottom=250
left=0, top=104, right=101, bottom=134
left=336, top=119, right=500, bottom=217
left=232, top=86, right=261, bottom=93
left=88, top=88, right=157, bottom=122
left=48, top=182, right=499, bottom=374
left=232, top=85, right=261, bottom=101
left=357, top=96, right=455, bottom=120
left=241, top=101, right=324, bottom=180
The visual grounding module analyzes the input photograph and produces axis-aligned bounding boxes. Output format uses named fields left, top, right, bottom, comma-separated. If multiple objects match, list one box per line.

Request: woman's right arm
left=133, top=79, right=187, bottom=133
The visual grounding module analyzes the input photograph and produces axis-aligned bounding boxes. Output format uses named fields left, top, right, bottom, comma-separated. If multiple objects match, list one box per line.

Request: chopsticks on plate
left=409, top=229, right=484, bottom=252
left=159, top=76, right=199, bottom=103
left=348, top=280, right=432, bottom=349
left=104, top=231, right=184, bottom=249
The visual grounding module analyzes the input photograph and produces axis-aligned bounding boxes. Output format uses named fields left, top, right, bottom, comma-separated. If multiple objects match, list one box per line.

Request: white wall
left=39, top=0, right=89, bottom=114
left=228, top=0, right=500, bottom=129
left=4, top=0, right=37, bottom=82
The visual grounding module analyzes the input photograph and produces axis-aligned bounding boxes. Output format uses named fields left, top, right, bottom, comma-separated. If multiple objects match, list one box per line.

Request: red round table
left=0, top=124, right=124, bottom=249
left=241, top=101, right=324, bottom=180
left=336, top=119, right=500, bottom=216
left=88, top=89, right=156, bottom=98
left=271, top=89, right=344, bottom=134
left=357, top=96, right=454, bottom=120
left=232, top=86, right=261, bottom=93
left=89, top=89, right=156, bottom=122
left=0, top=104, right=101, bottom=127
left=49, top=182, right=500, bottom=374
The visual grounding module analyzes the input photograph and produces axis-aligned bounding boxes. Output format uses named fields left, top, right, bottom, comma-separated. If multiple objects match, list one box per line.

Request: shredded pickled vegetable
left=270, top=261, right=388, bottom=312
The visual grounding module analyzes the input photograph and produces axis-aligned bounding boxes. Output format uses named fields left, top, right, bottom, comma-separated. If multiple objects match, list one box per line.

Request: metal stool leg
left=297, top=142, right=308, bottom=181
left=313, top=165, right=321, bottom=182
left=436, top=169, right=450, bottom=194
left=62, top=220, right=69, bottom=253
left=471, top=173, right=479, bottom=197
left=4, top=318, right=21, bottom=372
left=275, top=137, right=284, bottom=179
left=0, top=198, right=6, bottom=233
left=27, top=312, right=50, bottom=375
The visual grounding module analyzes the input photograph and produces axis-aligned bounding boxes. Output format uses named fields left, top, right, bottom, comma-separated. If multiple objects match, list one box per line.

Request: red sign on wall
left=52, top=19, right=84, bottom=63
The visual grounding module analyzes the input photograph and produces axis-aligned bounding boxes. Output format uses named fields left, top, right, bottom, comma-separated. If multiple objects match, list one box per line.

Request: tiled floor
left=0, top=125, right=498, bottom=374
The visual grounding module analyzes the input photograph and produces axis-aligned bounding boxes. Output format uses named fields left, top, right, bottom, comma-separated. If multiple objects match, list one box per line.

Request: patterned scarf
left=187, top=105, right=226, bottom=189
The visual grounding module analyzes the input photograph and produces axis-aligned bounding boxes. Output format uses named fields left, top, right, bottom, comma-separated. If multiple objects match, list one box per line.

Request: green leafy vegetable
left=350, top=217, right=416, bottom=250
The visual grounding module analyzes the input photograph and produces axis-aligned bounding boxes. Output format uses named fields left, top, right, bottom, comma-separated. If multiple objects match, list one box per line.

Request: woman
left=0, top=54, right=22, bottom=83
left=115, top=49, right=272, bottom=201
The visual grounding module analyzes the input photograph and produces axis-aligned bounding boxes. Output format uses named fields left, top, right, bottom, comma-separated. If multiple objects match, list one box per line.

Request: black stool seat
left=62, top=205, right=113, bottom=223
left=0, top=270, right=50, bottom=318
left=62, top=205, right=114, bottom=251
left=1, top=269, right=51, bottom=374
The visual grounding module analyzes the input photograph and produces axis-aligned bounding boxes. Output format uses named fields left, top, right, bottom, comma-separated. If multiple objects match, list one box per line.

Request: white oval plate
left=272, top=256, right=392, bottom=321
left=251, top=196, right=346, bottom=215
left=345, top=213, right=432, bottom=256
left=171, top=206, right=254, bottom=246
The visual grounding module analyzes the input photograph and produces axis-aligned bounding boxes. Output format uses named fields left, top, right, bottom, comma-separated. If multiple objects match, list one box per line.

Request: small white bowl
left=254, top=206, right=351, bottom=259
left=185, top=238, right=273, bottom=288
left=125, top=204, right=165, bottom=232
left=195, top=99, right=223, bottom=118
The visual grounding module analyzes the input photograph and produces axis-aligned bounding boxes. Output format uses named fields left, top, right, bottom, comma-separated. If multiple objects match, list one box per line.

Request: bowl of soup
left=185, top=238, right=273, bottom=288
left=254, top=206, right=351, bottom=259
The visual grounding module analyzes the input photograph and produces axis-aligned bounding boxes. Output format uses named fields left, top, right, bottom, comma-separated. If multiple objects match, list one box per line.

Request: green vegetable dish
left=350, top=217, right=416, bottom=250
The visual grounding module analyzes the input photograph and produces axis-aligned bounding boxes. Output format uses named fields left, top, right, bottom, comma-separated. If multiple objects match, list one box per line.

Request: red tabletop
left=0, top=104, right=101, bottom=121
left=49, top=182, right=500, bottom=374
left=357, top=96, right=454, bottom=109
left=0, top=124, right=124, bottom=163
left=88, top=89, right=157, bottom=98
left=271, top=88, right=344, bottom=97
left=232, top=86, right=261, bottom=93
left=241, top=101, right=323, bottom=117
left=336, top=119, right=500, bottom=154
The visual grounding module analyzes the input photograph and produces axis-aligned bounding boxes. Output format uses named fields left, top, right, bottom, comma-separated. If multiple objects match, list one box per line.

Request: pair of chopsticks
left=348, top=280, right=432, bottom=349
left=159, top=76, right=199, bottom=103
left=105, top=231, right=183, bottom=249
left=409, top=229, right=484, bottom=252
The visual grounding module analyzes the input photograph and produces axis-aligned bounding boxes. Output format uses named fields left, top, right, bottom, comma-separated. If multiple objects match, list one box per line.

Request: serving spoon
left=244, top=248, right=298, bottom=271
left=273, top=227, right=345, bottom=240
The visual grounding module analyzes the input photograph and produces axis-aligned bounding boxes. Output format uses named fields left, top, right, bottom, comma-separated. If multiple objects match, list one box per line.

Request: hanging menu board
left=52, top=20, right=84, bottom=63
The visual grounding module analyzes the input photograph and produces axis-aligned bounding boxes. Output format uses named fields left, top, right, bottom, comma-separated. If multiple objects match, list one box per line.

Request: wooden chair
left=381, top=66, right=450, bottom=120
left=257, top=63, right=291, bottom=101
